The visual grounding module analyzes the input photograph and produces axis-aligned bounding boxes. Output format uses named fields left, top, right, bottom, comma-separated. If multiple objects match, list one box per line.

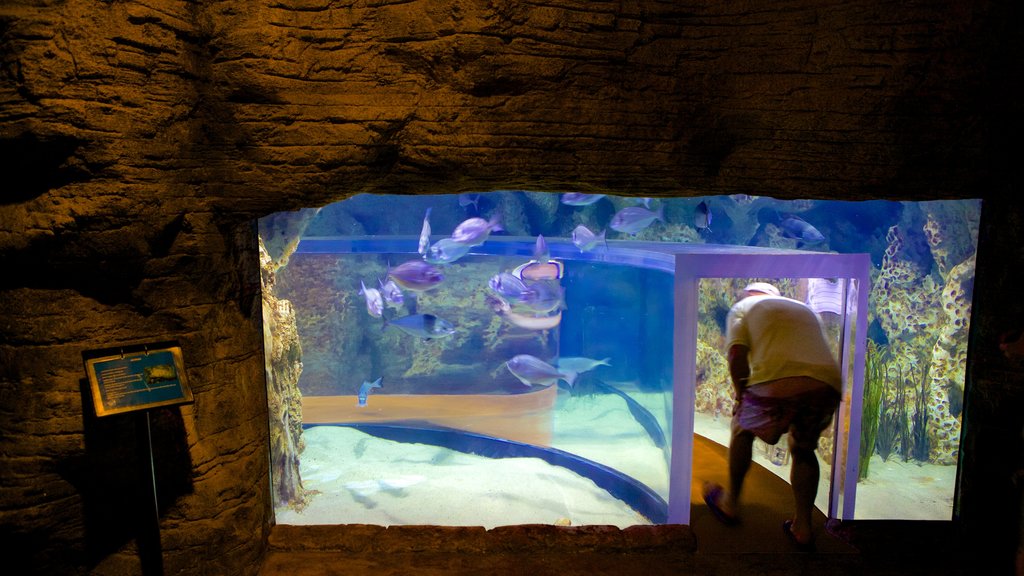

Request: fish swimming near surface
left=384, top=313, right=455, bottom=339
left=694, top=200, right=712, bottom=232
left=486, top=294, right=562, bottom=331
left=610, top=205, right=664, bottom=236
left=424, top=237, right=473, bottom=264
left=635, top=197, right=653, bottom=209
left=458, top=193, right=481, bottom=213
left=593, top=380, right=666, bottom=448
left=779, top=215, right=825, bottom=247
left=357, top=377, right=382, bottom=407
left=572, top=224, right=607, bottom=253
left=359, top=280, right=384, bottom=318
left=506, top=354, right=578, bottom=388
left=555, top=356, right=611, bottom=374
left=560, top=193, right=606, bottom=206
left=388, top=260, right=445, bottom=291
left=418, top=208, right=432, bottom=256
left=450, top=214, right=503, bottom=246
left=379, top=278, right=404, bottom=308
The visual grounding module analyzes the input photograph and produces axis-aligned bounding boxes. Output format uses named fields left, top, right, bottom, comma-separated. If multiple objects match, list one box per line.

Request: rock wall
left=0, top=0, right=1020, bottom=574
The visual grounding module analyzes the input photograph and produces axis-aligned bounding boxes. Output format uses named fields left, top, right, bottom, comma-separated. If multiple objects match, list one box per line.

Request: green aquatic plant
left=875, top=361, right=907, bottom=463
left=909, top=354, right=931, bottom=462
left=859, top=342, right=886, bottom=479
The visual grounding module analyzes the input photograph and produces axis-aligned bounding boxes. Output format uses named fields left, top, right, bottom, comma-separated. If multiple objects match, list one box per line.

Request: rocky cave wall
left=1, top=0, right=1021, bottom=575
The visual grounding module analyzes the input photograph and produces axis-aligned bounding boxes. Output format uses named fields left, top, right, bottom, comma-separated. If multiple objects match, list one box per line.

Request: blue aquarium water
left=261, top=192, right=981, bottom=526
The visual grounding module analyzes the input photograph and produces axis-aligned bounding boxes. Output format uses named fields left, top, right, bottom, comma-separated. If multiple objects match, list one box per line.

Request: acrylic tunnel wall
left=258, top=192, right=979, bottom=527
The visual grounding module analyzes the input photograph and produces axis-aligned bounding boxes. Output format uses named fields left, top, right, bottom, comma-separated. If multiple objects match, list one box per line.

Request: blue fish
left=379, top=278, right=404, bottom=308
left=779, top=215, right=825, bottom=246
left=388, top=260, right=444, bottom=291
left=694, top=200, right=712, bottom=231
left=506, top=354, right=577, bottom=388
left=357, top=377, right=382, bottom=407
left=424, top=237, right=473, bottom=264
left=560, top=193, right=605, bottom=206
left=458, top=193, right=481, bottom=212
left=610, top=205, right=664, bottom=236
left=572, top=224, right=607, bottom=252
left=384, top=313, right=455, bottom=339
left=417, top=207, right=432, bottom=255
left=450, top=214, right=503, bottom=246
left=555, top=356, right=611, bottom=374
left=359, top=280, right=384, bottom=318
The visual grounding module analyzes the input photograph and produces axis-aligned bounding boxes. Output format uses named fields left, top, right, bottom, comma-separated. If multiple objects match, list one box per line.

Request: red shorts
left=732, top=386, right=840, bottom=449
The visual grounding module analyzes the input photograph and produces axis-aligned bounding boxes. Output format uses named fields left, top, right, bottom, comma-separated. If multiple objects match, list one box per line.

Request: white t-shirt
left=725, top=294, right=842, bottom=391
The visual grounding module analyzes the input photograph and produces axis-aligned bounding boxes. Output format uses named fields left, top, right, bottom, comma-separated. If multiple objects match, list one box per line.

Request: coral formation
left=260, top=237, right=308, bottom=510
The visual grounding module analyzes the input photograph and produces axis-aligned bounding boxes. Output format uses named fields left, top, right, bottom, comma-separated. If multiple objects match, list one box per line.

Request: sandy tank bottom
left=274, top=389, right=669, bottom=528
left=274, top=390, right=952, bottom=526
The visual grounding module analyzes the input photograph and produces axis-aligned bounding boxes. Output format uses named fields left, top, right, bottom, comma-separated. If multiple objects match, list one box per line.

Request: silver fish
left=418, top=207, right=432, bottom=255
left=555, top=356, right=611, bottom=374
left=379, top=278, right=404, bottom=308
left=506, top=354, right=577, bottom=388
left=450, top=214, right=502, bottom=246
left=357, top=377, right=382, bottom=407
left=359, top=280, right=384, bottom=318
left=384, top=313, right=455, bottom=340
left=560, top=193, right=605, bottom=206
left=533, top=234, right=550, bottom=262
left=489, top=272, right=531, bottom=301
left=388, top=260, right=444, bottom=291
left=572, top=225, right=606, bottom=252
left=610, top=205, right=664, bottom=236
left=458, top=193, right=481, bottom=212
left=424, top=237, right=473, bottom=264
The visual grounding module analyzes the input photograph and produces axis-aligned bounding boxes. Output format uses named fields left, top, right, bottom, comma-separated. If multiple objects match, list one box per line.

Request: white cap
left=744, top=282, right=780, bottom=296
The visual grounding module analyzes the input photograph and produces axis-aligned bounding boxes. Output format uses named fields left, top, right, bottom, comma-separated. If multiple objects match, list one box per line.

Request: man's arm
left=727, top=344, right=750, bottom=398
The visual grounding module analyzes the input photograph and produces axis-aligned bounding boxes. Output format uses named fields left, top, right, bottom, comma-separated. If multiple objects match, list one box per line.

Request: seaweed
left=875, top=362, right=906, bottom=463
left=859, top=342, right=886, bottom=479
left=909, top=355, right=931, bottom=462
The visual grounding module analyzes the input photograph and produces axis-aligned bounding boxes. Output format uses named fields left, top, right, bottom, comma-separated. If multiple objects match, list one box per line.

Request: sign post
left=83, top=342, right=193, bottom=576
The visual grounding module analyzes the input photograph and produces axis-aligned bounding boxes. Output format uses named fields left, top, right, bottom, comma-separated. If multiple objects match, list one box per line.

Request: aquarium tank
left=259, top=192, right=980, bottom=527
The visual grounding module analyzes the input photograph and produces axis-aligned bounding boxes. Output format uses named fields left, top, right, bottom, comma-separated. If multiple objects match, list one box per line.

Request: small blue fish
left=571, top=225, right=606, bottom=252
left=506, top=354, right=577, bottom=388
left=555, top=357, right=611, bottom=374
left=610, top=205, right=664, bottom=236
left=458, top=193, right=481, bottom=212
left=489, top=272, right=531, bottom=301
left=379, top=278, right=404, bottom=308
left=560, top=193, right=605, bottom=206
left=779, top=215, right=825, bottom=246
left=424, top=237, right=473, bottom=264
left=635, top=197, right=653, bottom=209
left=417, top=208, right=432, bottom=255
left=694, top=200, right=712, bottom=231
left=357, top=377, right=382, bottom=407
left=384, top=313, right=455, bottom=339
left=388, top=260, right=444, bottom=291
left=450, top=214, right=503, bottom=246
left=359, top=280, right=384, bottom=318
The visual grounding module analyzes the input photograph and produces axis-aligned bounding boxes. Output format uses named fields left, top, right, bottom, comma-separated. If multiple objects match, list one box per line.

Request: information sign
left=84, top=343, right=193, bottom=417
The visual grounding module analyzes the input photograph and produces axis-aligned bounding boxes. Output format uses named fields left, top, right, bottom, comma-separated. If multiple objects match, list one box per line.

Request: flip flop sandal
left=702, top=483, right=739, bottom=526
